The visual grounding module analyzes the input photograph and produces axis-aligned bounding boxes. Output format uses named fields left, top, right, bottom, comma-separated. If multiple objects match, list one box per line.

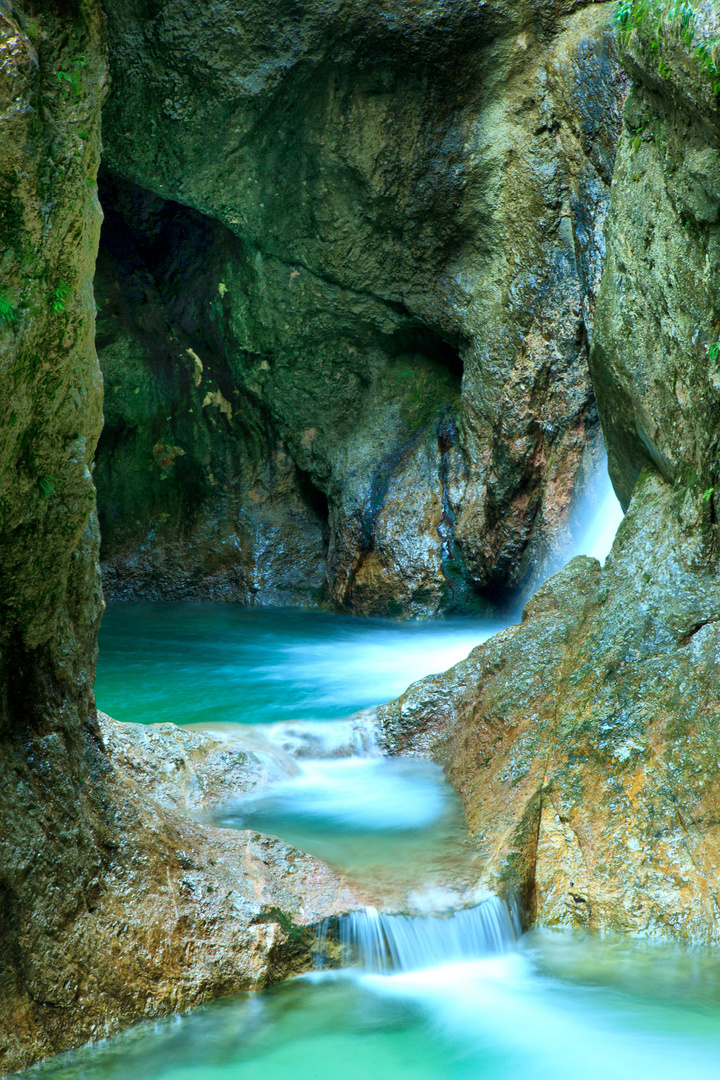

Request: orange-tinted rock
left=379, top=472, right=720, bottom=943
left=1, top=712, right=370, bottom=1072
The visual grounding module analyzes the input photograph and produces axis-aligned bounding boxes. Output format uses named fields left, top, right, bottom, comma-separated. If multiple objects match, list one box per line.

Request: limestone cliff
left=95, top=0, right=625, bottom=614
left=0, top=4, right=365, bottom=1071
left=379, top=4, right=720, bottom=943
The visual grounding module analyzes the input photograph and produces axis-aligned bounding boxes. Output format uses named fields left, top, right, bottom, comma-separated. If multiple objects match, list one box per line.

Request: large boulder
left=379, top=475, right=720, bottom=941
left=96, top=0, right=625, bottom=613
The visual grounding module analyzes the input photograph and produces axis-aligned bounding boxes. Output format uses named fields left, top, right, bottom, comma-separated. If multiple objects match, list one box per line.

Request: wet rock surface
left=1, top=706, right=370, bottom=1074
left=379, top=15, right=720, bottom=944
left=5, top=0, right=720, bottom=1072
left=379, top=476, right=720, bottom=942
left=95, top=0, right=625, bottom=614
left=0, top=5, right=361, bottom=1070
left=590, top=3, right=720, bottom=508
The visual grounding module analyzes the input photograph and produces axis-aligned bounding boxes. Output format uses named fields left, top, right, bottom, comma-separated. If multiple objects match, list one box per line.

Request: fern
left=51, top=283, right=70, bottom=314
left=38, top=476, right=59, bottom=498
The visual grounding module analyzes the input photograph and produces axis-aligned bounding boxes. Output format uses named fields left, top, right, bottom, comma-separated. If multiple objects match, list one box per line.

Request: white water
left=254, top=622, right=502, bottom=709
left=530, top=455, right=624, bottom=596
left=32, top=937, right=720, bottom=1080
left=575, top=465, right=624, bottom=564
left=332, top=897, right=520, bottom=972
left=209, top=755, right=481, bottom=902
left=215, top=757, right=448, bottom=833
left=96, top=607, right=504, bottom=729
left=353, top=944, right=720, bottom=1080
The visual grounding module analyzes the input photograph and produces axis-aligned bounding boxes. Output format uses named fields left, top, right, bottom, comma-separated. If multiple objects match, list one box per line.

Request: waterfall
left=576, top=467, right=624, bottom=565
left=321, top=896, right=520, bottom=974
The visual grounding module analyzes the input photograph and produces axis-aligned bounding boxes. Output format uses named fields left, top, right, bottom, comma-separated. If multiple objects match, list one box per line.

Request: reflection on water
left=95, top=606, right=501, bottom=728
left=26, top=934, right=720, bottom=1080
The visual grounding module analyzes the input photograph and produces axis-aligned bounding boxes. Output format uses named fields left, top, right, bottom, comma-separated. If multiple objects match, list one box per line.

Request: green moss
left=381, top=357, right=460, bottom=438
left=615, top=0, right=720, bottom=91
left=262, top=905, right=304, bottom=943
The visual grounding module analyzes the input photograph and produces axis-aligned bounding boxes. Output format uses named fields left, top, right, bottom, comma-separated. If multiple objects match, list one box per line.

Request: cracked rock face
left=96, top=0, right=625, bottom=614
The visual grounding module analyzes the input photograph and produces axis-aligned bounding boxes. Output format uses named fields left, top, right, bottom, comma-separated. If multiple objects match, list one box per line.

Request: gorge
left=1, top=0, right=720, bottom=1075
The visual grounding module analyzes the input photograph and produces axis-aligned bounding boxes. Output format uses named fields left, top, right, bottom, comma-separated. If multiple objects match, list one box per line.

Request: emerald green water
left=25, top=934, right=720, bottom=1080
left=95, top=604, right=496, bottom=900
left=64, top=602, right=720, bottom=1080
left=95, top=604, right=498, bottom=727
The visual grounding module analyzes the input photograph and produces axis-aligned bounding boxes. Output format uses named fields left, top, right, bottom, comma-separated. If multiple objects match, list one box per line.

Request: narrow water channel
left=30, top=470, right=720, bottom=1080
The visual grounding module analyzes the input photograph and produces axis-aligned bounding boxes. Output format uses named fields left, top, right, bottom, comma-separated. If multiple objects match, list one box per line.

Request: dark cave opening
left=296, top=468, right=331, bottom=542
left=388, top=323, right=464, bottom=384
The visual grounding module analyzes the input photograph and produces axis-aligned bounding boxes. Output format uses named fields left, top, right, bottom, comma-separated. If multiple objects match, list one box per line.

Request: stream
left=28, top=471, right=720, bottom=1079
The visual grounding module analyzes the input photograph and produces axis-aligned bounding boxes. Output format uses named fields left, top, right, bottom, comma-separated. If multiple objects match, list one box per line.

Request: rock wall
left=379, top=6, right=720, bottom=943
left=95, top=173, right=332, bottom=607
left=0, top=0, right=109, bottom=1065
left=0, top=4, right=368, bottom=1070
left=9, top=0, right=719, bottom=1068
left=96, top=0, right=626, bottom=614
left=591, top=3, right=720, bottom=509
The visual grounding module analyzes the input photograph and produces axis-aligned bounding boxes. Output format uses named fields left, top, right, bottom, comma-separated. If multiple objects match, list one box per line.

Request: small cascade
left=527, top=453, right=624, bottom=599
left=323, top=897, right=520, bottom=974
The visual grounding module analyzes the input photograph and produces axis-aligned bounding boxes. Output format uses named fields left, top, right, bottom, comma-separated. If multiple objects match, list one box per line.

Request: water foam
left=322, top=897, right=520, bottom=973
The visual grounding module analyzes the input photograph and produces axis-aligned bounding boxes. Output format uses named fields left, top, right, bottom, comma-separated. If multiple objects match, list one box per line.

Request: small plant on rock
left=0, top=295, right=15, bottom=324
left=51, top=283, right=70, bottom=314
left=695, top=39, right=720, bottom=93
left=38, top=476, right=59, bottom=498
left=56, top=55, right=87, bottom=98
left=615, top=0, right=720, bottom=92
